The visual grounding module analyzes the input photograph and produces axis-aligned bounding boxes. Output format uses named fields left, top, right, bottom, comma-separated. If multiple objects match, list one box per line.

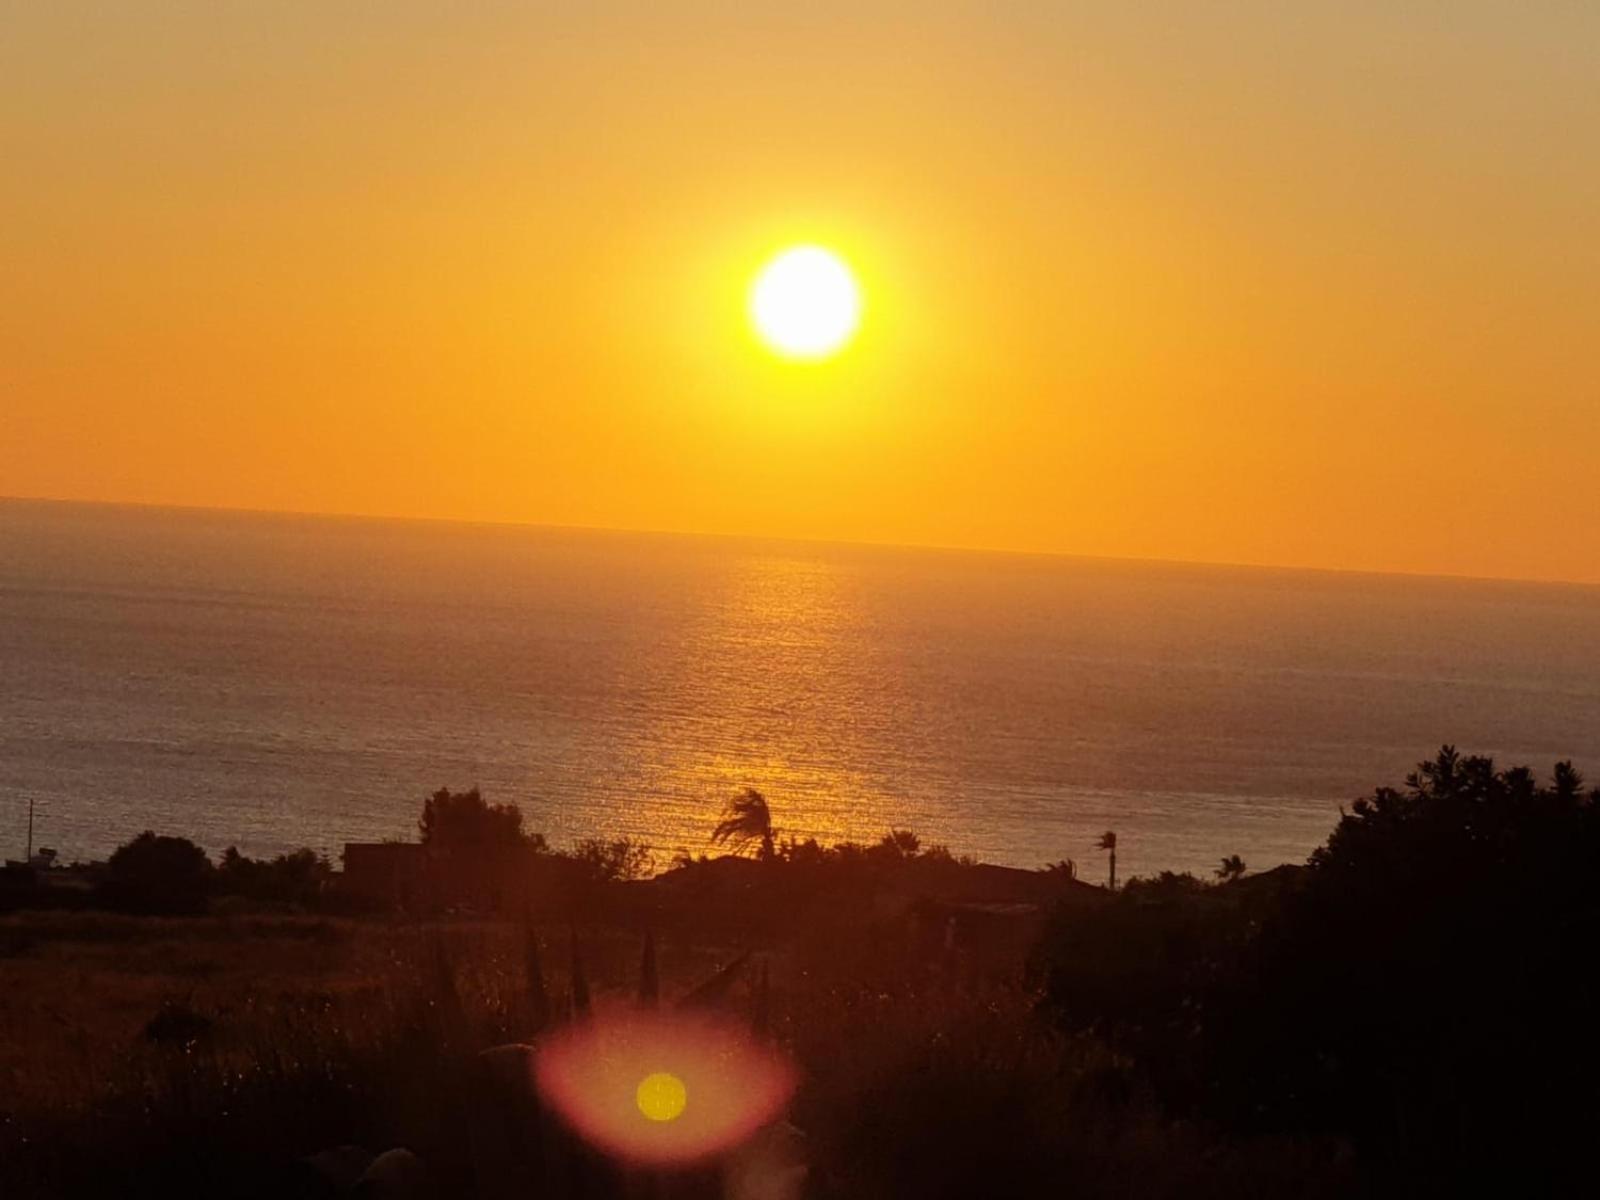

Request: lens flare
left=636, top=1070, right=688, bottom=1121
left=535, top=1009, right=796, bottom=1166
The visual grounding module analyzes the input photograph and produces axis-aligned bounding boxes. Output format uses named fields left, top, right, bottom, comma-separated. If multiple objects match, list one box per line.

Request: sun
left=636, top=1071, right=688, bottom=1122
left=750, top=245, right=861, bottom=359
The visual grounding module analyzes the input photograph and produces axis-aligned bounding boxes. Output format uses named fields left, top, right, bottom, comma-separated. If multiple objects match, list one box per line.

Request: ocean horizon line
left=7, top=492, right=1597, bottom=592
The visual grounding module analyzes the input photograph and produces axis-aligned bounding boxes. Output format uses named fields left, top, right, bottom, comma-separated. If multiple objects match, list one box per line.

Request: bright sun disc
left=750, top=246, right=861, bottom=359
left=636, top=1071, right=687, bottom=1122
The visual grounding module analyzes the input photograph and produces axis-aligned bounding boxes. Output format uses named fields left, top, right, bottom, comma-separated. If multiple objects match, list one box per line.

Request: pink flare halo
left=534, top=1007, right=798, bottom=1167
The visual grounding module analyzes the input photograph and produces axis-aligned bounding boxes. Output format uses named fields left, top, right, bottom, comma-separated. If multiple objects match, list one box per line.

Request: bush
left=569, top=837, right=655, bottom=882
left=1033, top=747, right=1600, bottom=1191
left=873, top=828, right=921, bottom=860
left=1213, top=749, right=1600, bottom=1184
left=99, top=832, right=212, bottom=915
left=776, top=836, right=828, bottom=866
left=418, top=787, right=542, bottom=850
left=216, top=847, right=333, bottom=906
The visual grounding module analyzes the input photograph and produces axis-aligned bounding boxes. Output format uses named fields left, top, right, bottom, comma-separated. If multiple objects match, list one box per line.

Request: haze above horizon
left=7, top=493, right=1599, bottom=590
left=4, top=4, right=1596, bottom=583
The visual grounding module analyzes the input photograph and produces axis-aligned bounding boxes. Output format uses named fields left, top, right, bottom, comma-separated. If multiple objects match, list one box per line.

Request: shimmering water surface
left=4, top=499, right=1598, bottom=879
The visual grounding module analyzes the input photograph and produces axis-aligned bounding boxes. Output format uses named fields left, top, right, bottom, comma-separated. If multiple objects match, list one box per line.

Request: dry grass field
left=0, top=902, right=1348, bottom=1199
left=0, top=911, right=737, bottom=1116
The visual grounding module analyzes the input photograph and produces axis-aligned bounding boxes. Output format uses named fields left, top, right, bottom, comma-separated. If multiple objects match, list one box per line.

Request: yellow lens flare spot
left=750, top=245, right=861, bottom=359
left=536, top=1011, right=796, bottom=1165
left=636, top=1071, right=688, bottom=1122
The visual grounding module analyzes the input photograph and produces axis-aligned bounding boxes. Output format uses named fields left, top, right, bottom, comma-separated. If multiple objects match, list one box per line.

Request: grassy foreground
left=0, top=907, right=1345, bottom=1199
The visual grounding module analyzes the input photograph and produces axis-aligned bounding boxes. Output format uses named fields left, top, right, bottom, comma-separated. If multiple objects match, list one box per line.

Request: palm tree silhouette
left=711, top=787, right=776, bottom=860
left=1096, top=831, right=1117, bottom=891
left=1215, top=854, right=1246, bottom=883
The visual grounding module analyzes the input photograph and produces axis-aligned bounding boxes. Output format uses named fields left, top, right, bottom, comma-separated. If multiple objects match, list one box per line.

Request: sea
left=3, top=498, right=1598, bottom=881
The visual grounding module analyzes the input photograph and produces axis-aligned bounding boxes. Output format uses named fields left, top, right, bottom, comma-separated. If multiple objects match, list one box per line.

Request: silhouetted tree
left=1036, top=746, right=1600, bottom=1191
left=1226, top=747, right=1600, bottom=1184
left=217, top=846, right=331, bottom=904
left=1553, top=758, right=1584, bottom=801
left=1096, top=831, right=1117, bottom=890
left=775, top=835, right=826, bottom=866
left=418, top=787, right=540, bottom=851
left=1215, top=854, right=1246, bottom=882
left=711, top=787, right=776, bottom=860
left=101, top=831, right=212, bottom=914
left=570, top=836, right=654, bottom=881
left=1124, top=870, right=1208, bottom=899
left=1093, top=748, right=1600, bottom=1188
left=875, top=828, right=922, bottom=860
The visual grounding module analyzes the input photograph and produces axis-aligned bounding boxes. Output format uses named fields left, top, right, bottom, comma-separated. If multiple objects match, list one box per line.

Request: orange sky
left=3, top=4, right=1597, bottom=583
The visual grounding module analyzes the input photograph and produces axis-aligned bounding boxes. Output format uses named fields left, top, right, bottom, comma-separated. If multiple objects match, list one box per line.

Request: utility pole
left=26, top=798, right=34, bottom=861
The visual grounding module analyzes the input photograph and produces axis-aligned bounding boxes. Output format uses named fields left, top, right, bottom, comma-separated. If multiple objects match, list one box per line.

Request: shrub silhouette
left=876, top=828, right=921, bottom=859
left=570, top=836, right=654, bottom=881
left=100, top=831, right=212, bottom=914
left=417, top=787, right=539, bottom=850
left=1036, top=746, right=1600, bottom=1191
left=1220, top=747, right=1600, bottom=1184
left=217, top=846, right=332, bottom=905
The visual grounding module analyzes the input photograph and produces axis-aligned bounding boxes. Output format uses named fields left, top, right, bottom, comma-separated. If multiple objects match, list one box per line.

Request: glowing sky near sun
left=2, top=3, right=1597, bottom=582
